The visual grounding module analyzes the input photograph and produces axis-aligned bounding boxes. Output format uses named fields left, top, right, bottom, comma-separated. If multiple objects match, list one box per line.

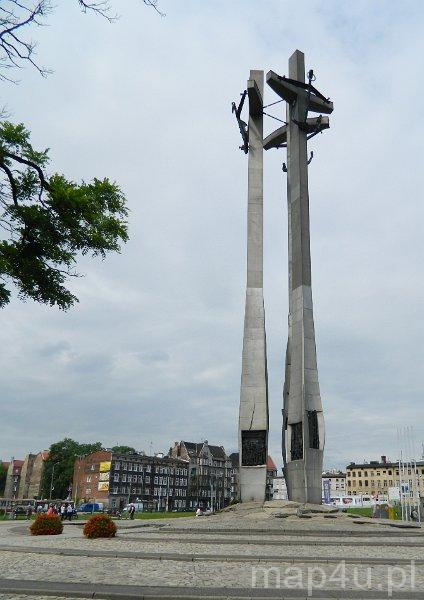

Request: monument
left=264, top=50, right=333, bottom=503
left=234, top=70, right=269, bottom=502
left=233, top=51, right=333, bottom=504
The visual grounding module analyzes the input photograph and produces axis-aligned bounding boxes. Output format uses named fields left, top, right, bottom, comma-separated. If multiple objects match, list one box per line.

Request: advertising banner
left=323, top=479, right=331, bottom=504
left=98, top=481, right=109, bottom=492
left=99, top=461, right=111, bottom=473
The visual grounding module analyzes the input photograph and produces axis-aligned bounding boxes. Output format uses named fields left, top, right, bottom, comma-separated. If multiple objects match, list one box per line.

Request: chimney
left=381, top=455, right=387, bottom=464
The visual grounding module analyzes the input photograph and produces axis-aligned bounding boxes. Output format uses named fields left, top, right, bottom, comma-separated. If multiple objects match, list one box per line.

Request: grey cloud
left=1, top=1, right=423, bottom=470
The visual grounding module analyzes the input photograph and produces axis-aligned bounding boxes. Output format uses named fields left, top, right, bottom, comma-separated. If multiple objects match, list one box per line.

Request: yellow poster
left=99, top=472, right=109, bottom=482
left=98, top=481, right=109, bottom=492
left=99, top=461, right=111, bottom=473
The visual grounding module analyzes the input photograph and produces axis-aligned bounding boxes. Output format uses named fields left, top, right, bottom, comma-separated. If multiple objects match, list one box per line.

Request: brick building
left=73, top=450, right=114, bottom=504
left=73, top=450, right=189, bottom=510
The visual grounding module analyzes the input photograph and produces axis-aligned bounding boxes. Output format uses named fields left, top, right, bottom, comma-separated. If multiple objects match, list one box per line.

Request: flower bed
left=30, top=514, right=63, bottom=536
left=83, top=513, right=117, bottom=539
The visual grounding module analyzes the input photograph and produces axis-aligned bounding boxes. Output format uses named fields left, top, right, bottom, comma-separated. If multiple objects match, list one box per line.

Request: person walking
left=129, top=504, right=136, bottom=520
left=25, top=506, right=33, bottom=520
left=60, top=504, right=66, bottom=520
left=66, top=504, right=73, bottom=521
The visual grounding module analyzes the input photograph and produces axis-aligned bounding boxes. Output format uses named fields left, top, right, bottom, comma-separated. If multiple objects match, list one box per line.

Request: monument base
left=239, top=465, right=266, bottom=503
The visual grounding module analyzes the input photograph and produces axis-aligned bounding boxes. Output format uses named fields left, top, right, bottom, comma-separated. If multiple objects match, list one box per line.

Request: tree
left=0, top=0, right=164, bottom=308
left=0, top=122, right=128, bottom=308
left=0, top=0, right=165, bottom=81
left=0, top=462, right=7, bottom=496
left=111, top=445, right=137, bottom=455
left=41, top=438, right=102, bottom=499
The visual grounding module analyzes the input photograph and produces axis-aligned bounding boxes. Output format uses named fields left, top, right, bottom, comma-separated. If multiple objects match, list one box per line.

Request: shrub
left=83, top=513, right=117, bottom=539
left=30, top=514, right=63, bottom=536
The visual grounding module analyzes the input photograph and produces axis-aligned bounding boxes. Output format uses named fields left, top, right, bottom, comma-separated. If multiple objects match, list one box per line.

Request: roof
left=1, top=461, right=10, bottom=470
left=208, top=445, right=226, bottom=460
left=267, top=456, right=277, bottom=470
left=322, top=470, right=346, bottom=478
left=345, top=461, right=424, bottom=469
left=12, top=460, right=24, bottom=468
left=182, top=442, right=203, bottom=456
left=229, top=452, right=239, bottom=467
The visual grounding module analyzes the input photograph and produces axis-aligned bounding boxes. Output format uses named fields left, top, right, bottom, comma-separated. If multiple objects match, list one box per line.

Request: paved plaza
left=0, top=502, right=423, bottom=599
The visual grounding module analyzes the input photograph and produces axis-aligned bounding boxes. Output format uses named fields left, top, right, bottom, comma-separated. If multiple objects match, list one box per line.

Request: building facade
left=109, top=453, right=189, bottom=511
left=229, top=452, right=239, bottom=502
left=18, top=451, right=49, bottom=499
left=4, top=460, right=24, bottom=498
left=73, top=450, right=189, bottom=510
left=266, top=457, right=278, bottom=501
left=346, top=456, right=424, bottom=498
left=272, top=476, right=288, bottom=500
left=322, top=470, right=346, bottom=499
left=169, top=441, right=232, bottom=510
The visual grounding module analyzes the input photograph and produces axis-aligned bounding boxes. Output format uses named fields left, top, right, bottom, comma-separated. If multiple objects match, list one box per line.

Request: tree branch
left=0, top=160, right=18, bottom=205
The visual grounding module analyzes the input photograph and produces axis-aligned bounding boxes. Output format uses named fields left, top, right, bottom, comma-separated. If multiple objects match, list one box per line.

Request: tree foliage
left=111, top=445, right=137, bottom=455
left=0, top=122, right=128, bottom=308
left=0, top=462, right=7, bottom=495
left=41, top=438, right=102, bottom=499
left=0, top=0, right=164, bottom=81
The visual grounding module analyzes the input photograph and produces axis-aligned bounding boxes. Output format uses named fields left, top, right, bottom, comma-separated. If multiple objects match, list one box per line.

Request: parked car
left=76, top=502, right=104, bottom=513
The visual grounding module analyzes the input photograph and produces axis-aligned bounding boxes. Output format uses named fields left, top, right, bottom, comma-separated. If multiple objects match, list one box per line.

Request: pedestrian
left=26, top=506, right=33, bottom=520
left=47, top=504, right=55, bottom=516
left=60, top=504, right=66, bottom=520
left=129, top=504, right=136, bottom=520
left=66, top=503, right=73, bottom=521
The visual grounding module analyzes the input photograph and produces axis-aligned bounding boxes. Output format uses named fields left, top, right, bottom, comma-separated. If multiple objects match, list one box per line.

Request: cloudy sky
left=1, top=0, right=423, bottom=470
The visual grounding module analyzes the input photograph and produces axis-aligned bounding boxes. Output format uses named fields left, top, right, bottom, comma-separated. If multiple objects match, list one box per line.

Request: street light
left=49, top=463, right=59, bottom=500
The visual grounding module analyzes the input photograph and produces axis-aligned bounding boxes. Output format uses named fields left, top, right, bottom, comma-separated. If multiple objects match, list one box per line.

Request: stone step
left=0, top=545, right=422, bottom=565
left=0, top=579, right=422, bottom=599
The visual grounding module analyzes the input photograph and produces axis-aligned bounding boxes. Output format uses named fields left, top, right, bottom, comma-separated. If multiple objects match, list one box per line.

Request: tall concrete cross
left=237, top=70, right=269, bottom=502
left=264, top=50, right=333, bottom=503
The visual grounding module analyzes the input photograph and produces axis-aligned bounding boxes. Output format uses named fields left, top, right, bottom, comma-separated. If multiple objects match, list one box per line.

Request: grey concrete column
left=238, top=70, right=269, bottom=503
left=284, top=50, right=324, bottom=504
left=264, top=50, right=333, bottom=504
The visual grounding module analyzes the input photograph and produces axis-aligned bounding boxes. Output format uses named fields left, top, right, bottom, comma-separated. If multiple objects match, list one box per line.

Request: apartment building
left=346, top=456, right=424, bottom=497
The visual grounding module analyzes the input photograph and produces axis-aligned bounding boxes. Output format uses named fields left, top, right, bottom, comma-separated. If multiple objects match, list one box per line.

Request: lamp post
left=74, top=454, right=85, bottom=505
left=49, top=463, right=58, bottom=500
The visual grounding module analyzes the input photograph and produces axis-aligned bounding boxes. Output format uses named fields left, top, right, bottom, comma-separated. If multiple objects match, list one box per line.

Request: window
left=128, top=463, right=133, bottom=471
left=86, top=476, right=92, bottom=483
left=122, top=463, right=127, bottom=470
left=145, top=476, right=150, bottom=483
left=146, top=465, right=151, bottom=473
left=114, top=474, right=119, bottom=482
left=86, top=488, right=91, bottom=494
left=115, top=462, right=120, bottom=470
left=122, top=474, right=127, bottom=482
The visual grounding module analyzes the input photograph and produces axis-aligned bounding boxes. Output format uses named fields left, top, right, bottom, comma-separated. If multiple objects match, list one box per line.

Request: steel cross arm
left=247, top=77, right=263, bottom=117
left=266, top=70, right=334, bottom=115
left=263, top=116, right=330, bottom=150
